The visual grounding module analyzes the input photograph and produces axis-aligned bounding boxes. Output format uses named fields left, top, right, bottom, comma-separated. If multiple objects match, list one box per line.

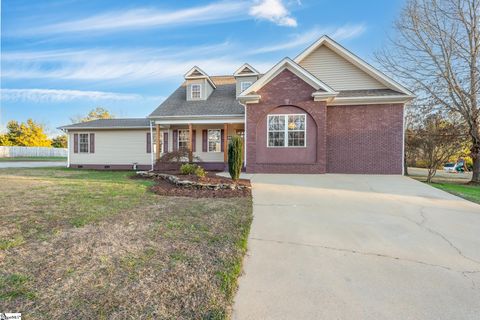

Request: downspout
left=150, top=120, right=154, bottom=171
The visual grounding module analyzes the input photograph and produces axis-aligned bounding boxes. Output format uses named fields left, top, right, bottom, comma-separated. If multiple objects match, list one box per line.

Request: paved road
left=408, top=167, right=472, bottom=181
left=0, top=161, right=67, bottom=168
left=233, top=174, right=480, bottom=320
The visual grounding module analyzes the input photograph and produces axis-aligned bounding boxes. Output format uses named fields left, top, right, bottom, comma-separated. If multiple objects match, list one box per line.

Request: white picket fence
left=0, top=146, right=68, bottom=158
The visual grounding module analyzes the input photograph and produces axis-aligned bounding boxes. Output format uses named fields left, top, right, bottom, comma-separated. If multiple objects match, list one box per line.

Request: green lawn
left=0, top=156, right=67, bottom=162
left=0, top=168, right=252, bottom=319
left=429, top=182, right=480, bottom=204
left=410, top=173, right=480, bottom=204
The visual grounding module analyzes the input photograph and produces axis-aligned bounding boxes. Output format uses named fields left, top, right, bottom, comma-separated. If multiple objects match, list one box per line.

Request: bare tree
left=376, top=0, right=480, bottom=183
left=414, top=114, right=464, bottom=182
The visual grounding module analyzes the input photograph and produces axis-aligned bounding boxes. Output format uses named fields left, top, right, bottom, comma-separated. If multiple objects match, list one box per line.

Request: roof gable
left=184, top=66, right=216, bottom=89
left=238, top=58, right=337, bottom=102
left=294, top=36, right=414, bottom=96
left=233, top=63, right=260, bottom=77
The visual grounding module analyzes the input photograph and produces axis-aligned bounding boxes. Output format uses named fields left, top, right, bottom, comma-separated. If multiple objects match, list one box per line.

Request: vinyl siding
left=235, top=76, right=258, bottom=96
left=69, top=129, right=151, bottom=165
left=185, top=78, right=215, bottom=101
left=298, top=45, right=387, bottom=91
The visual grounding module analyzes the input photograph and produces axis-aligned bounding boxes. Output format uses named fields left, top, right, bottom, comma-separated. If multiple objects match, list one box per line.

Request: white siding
left=298, top=46, right=387, bottom=91
left=185, top=78, right=215, bottom=101
left=204, top=78, right=215, bottom=99
left=235, top=76, right=258, bottom=96
left=69, top=129, right=150, bottom=165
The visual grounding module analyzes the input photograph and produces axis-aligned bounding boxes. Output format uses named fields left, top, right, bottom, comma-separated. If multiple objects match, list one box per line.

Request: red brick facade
left=246, top=69, right=327, bottom=173
left=245, top=68, right=404, bottom=174
left=326, top=104, right=404, bottom=174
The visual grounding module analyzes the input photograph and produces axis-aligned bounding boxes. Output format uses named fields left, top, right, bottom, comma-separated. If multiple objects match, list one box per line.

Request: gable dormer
left=233, top=63, right=260, bottom=96
left=184, top=66, right=216, bottom=101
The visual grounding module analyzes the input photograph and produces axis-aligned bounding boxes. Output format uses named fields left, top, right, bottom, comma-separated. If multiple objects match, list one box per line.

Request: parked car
left=443, top=162, right=466, bottom=173
left=443, top=163, right=457, bottom=173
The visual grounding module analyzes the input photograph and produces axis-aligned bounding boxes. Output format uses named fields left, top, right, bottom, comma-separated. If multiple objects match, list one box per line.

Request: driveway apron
left=233, top=174, right=480, bottom=320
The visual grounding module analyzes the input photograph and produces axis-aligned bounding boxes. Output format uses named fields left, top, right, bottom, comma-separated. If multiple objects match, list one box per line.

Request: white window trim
left=207, top=129, right=222, bottom=153
left=190, top=84, right=202, bottom=99
left=78, top=133, right=90, bottom=153
left=240, top=81, right=252, bottom=92
left=177, top=129, right=189, bottom=149
left=267, top=114, right=307, bottom=148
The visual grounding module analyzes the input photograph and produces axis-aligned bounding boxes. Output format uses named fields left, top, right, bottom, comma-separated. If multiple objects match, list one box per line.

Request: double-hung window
left=267, top=114, right=306, bottom=147
left=208, top=129, right=221, bottom=152
left=240, top=81, right=252, bottom=92
left=191, top=84, right=201, bottom=99
left=178, top=129, right=189, bottom=149
left=79, top=133, right=89, bottom=153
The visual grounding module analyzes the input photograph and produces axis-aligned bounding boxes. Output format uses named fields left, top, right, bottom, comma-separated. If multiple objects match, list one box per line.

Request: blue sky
left=1, top=0, right=405, bottom=136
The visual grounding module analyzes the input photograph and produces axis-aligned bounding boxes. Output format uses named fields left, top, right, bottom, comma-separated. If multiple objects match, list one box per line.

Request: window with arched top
left=267, top=114, right=306, bottom=147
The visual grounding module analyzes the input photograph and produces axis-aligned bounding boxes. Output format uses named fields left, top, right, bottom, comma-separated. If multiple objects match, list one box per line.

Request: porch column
left=188, top=123, right=193, bottom=162
left=224, top=123, right=228, bottom=163
left=155, top=124, right=161, bottom=161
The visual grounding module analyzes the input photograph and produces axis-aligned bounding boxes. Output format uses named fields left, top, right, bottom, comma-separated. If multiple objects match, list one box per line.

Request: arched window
left=267, top=114, right=306, bottom=147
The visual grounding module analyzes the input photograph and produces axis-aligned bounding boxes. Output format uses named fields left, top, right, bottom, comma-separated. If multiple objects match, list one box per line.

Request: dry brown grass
left=0, top=168, right=252, bottom=319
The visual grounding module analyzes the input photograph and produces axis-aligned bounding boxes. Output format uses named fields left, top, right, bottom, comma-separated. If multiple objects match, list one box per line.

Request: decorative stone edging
left=136, top=171, right=251, bottom=190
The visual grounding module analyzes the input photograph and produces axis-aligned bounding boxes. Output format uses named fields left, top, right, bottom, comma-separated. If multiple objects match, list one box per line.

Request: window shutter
left=192, top=130, right=196, bottom=152
left=173, top=130, right=178, bottom=151
left=74, top=134, right=78, bottom=153
left=202, top=130, right=207, bottom=152
left=163, top=132, right=168, bottom=153
left=89, top=133, right=95, bottom=153
left=221, top=129, right=225, bottom=152
left=146, top=132, right=151, bottom=153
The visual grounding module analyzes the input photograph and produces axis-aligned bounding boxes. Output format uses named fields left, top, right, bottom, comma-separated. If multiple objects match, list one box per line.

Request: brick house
left=59, top=36, right=414, bottom=174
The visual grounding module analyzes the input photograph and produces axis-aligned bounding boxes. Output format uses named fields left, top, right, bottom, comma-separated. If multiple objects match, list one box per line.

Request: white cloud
left=21, top=2, right=250, bottom=35
left=0, top=88, right=145, bottom=102
left=249, top=24, right=367, bottom=54
left=330, top=24, right=367, bottom=41
left=1, top=24, right=366, bottom=84
left=1, top=44, right=273, bottom=82
left=249, top=0, right=297, bottom=27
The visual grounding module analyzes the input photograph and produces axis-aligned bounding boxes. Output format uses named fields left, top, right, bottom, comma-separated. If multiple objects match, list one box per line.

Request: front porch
left=152, top=120, right=245, bottom=171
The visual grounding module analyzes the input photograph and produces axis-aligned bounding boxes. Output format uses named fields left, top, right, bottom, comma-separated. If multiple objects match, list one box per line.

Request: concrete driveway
left=233, top=174, right=480, bottom=320
left=0, top=161, right=67, bottom=168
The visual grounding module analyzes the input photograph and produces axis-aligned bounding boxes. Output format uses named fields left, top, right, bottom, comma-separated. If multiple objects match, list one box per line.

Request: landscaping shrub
left=228, top=136, right=243, bottom=181
left=180, top=163, right=206, bottom=178
left=194, top=166, right=206, bottom=178
left=180, top=163, right=197, bottom=175
left=158, top=149, right=201, bottom=163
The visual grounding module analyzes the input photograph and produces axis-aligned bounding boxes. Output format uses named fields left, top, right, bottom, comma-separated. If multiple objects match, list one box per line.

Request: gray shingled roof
left=337, top=89, right=403, bottom=97
left=58, top=118, right=150, bottom=130
left=149, top=81, right=244, bottom=118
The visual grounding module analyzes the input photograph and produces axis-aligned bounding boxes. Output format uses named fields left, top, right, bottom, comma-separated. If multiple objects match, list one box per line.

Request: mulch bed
left=139, top=171, right=251, bottom=198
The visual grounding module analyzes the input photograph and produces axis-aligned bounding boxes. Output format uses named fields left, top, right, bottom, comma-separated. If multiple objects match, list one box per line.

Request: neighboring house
left=59, top=36, right=414, bottom=174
